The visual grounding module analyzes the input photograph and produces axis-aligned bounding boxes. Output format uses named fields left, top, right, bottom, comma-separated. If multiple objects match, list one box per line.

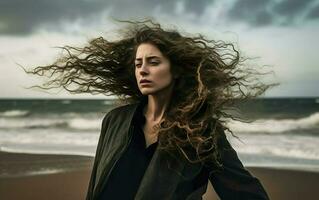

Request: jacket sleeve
left=86, top=112, right=112, bottom=200
left=206, top=133, right=270, bottom=200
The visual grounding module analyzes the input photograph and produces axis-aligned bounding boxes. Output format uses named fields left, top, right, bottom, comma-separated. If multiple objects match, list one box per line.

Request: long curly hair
left=24, top=20, right=278, bottom=171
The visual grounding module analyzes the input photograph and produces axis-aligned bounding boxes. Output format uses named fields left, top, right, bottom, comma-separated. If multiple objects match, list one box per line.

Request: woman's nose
left=139, top=64, right=149, bottom=75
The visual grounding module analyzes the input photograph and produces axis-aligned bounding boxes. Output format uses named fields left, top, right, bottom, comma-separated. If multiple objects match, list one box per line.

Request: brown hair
left=24, top=19, right=278, bottom=171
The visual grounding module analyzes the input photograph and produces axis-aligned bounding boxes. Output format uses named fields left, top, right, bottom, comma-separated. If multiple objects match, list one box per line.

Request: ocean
left=0, top=98, right=319, bottom=171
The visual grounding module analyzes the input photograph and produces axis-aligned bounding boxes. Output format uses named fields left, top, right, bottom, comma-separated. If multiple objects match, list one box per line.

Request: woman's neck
left=144, top=97, right=169, bottom=123
left=144, top=86, right=174, bottom=123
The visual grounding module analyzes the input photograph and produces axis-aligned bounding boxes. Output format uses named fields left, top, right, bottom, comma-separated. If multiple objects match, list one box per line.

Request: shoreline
left=1, top=151, right=318, bottom=200
left=0, top=151, right=93, bottom=178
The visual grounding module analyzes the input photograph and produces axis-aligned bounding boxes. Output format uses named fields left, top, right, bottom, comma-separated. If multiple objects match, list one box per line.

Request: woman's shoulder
left=108, top=102, right=139, bottom=114
left=102, top=102, right=139, bottom=121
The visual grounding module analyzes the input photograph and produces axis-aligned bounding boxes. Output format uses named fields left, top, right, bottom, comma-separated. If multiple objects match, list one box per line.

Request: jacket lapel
left=93, top=102, right=140, bottom=198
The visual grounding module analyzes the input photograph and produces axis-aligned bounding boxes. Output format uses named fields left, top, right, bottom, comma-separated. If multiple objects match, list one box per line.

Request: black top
left=99, top=102, right=158, bottom=199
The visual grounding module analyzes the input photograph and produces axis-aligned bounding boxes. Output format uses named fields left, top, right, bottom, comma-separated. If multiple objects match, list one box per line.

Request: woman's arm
left=206, top=134, right=270, bottom=200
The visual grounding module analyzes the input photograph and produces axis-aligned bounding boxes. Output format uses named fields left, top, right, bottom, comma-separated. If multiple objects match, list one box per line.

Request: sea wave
left=0, top=117, right=101, bottom=131
left=1, top=132, right=318, bottom=161
left=228, top=112, right=319, bottom=134
left=0, top=110, right=29, bottom=117
left=0, top=130, right=99, bottom=146
left=1, top=111, right=319, bottom=134
left=228, top=134, right=319, bottom=160
left=234, top=143, right=319, bottom=160
left=68, top=118, right=101, bottom=130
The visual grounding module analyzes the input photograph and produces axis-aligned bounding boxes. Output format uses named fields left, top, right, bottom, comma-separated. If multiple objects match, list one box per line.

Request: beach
left=1, top=151, right=318, bottom=200
left=0, top=151, right=92, bottom=200
left=1, top=98, right=318, bottom=199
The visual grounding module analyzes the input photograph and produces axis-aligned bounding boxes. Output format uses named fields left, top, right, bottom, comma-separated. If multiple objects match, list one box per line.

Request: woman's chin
left=139, top=88, right=158, bottom=96
left=140, top=90, right=153, bottom=95
left=139, top=85, right=173, bottom=96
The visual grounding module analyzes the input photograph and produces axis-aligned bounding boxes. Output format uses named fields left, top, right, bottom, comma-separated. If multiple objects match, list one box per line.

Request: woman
left=26, top=20, right=275, bottom=199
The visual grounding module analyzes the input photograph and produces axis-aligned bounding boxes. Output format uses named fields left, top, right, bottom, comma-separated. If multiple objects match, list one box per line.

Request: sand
left=0, top=151, right=92, bottom=200
left=1, top=151, right=318, bottom=200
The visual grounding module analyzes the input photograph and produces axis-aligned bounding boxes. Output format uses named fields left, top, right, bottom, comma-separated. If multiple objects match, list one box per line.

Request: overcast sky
left=1, top=0, right=319, bottom=99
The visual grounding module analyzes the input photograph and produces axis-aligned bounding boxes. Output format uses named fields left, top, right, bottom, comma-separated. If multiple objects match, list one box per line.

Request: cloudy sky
left=1, top=0, right=319, bottom=99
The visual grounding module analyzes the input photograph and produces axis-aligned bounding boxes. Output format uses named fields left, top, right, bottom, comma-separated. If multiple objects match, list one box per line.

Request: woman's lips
left=140, top=80, right=152, bottom=86
left=140, top=80, right=151, bottom=83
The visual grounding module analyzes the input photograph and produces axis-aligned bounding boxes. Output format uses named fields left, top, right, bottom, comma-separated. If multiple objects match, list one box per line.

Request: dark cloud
left=0, top=0, right=214, bottom=35
left=0, top=0, right=107, bottom=35
left=307, top=4, right=319, bottom=19
left=273, top=0, right=314, bottom=20
left=2, top=0, right=317, bottom=35
left=228, top=0, right=273, bottom=26
left=105, top=0, right=176, bottom=19
left=183, top=0, right=213, bottom=16
left=227, top=0, right=319, bottom=27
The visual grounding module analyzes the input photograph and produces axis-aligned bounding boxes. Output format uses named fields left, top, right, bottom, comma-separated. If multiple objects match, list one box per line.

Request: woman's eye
left=151, top=62, right=159, bottom=65
left=135, top=64, right=141, bottom=67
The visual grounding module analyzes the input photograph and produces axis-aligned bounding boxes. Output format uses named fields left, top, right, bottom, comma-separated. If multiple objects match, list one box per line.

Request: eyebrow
left=135, top=56, right=161, bottom=62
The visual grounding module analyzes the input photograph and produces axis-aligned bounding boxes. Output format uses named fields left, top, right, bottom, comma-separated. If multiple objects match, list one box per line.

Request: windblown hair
left=25, top=20, right=278, bottom=171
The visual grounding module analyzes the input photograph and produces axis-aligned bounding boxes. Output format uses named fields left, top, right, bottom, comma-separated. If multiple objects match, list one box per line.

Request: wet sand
left=1, top=151, right=318, bottom=200
left=0, top=151, right=93, bottom=200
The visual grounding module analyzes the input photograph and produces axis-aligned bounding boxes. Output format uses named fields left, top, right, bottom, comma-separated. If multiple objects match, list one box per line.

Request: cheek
left=154, top=67, right=173, bottom=85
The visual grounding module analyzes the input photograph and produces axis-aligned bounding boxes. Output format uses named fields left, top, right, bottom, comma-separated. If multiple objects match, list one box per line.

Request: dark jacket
left=86, top=101, right=269, bottom=200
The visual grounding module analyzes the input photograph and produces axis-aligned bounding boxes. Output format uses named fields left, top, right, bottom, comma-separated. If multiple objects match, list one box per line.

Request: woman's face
left=135, top=43, right=174, bottom=96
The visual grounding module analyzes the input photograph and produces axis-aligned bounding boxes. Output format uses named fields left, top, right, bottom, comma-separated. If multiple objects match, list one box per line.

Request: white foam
left=0, top=117, right=101, bottom=130
left=227, top=112, right=319, bottom=133
left=0, top=110, right=29, bottom=117
left=102, top=100, right=113, bottom=105
left=0, top=129, right=99, bottom=156
left=68, top=118, right=101, bottom=130
left=61, top=100, right=71, bottom=104
left=0, top=118, right=67, bottom=129
left=229, top=134, right=319, bottom=160
left=0, top=130, right=99, bottom=146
